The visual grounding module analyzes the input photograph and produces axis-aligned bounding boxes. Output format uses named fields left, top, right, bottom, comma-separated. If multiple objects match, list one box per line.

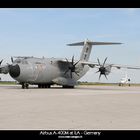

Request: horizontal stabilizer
left=67, top=39, right=122, bottom=62
left=67, top=42, right=85, bottom=46
left=67, top=41, right=122, bottom=46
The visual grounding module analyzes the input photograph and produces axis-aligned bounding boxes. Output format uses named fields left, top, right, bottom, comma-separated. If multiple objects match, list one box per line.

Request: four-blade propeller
left=64, top=56, right=80, bottom=78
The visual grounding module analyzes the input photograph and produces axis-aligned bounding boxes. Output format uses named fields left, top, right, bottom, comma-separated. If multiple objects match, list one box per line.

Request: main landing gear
left=21, top=83, right=74, bottom=89
left=62, top=85, right=74, bottom=88
left=38, top=84, right=51, bottom=88
left=21, top=83, right=29, bottom=89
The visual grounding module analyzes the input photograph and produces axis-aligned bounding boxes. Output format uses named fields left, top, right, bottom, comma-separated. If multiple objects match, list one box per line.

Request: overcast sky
left=0, top=8, right=140, bottom=83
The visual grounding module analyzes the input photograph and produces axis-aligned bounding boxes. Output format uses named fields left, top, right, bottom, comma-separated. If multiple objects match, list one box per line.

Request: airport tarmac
left=0, top=85, right=140, bottom=130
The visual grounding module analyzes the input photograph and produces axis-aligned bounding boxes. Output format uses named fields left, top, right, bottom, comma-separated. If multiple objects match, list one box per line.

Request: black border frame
left=0, top=0, right=140, bottom=8
left=0, top=0, right=140, bottom=139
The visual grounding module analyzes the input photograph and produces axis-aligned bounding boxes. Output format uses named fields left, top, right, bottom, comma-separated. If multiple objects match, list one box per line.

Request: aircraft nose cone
left=9, top=64, right=20, bottom=78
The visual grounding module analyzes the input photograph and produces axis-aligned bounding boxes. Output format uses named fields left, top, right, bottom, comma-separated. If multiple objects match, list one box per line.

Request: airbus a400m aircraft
left=0, top=39, right=140, bottom=89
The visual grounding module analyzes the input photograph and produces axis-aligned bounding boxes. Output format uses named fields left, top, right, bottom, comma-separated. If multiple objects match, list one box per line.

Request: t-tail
left=67, top=39, right=122, bottom=62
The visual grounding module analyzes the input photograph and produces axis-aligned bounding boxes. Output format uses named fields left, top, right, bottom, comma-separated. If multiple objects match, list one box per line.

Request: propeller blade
left=11, top=57, right=14, bottom=63
left=96, top=70, right=99, bottom=73
left=74, top=60, right=80, bottom=66
left=64, top=69, right=69, bottom=75
left=104, top=74, right=108, bottom=80
left=103, top=57, right=108, bottom=67
left=74, top=71, right=79, bottom=76
left=72, top=55, right=74, bottom=65
left=65, top=58, right=69, bottom=63
left=99, top=73, right=102, bottom=80
left=97, top=58, right=101, bottom=66
left=0, top=59, right=3, bottom=65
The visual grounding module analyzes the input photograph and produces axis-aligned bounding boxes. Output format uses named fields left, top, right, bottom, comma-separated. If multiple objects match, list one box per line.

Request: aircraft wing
left=56, top=59, right=140, bottom=70
left=80, top=61, right=99, bottom=68
left=110, top=64, right=140, bottom=70
left=81, top=61, right=140, bottom=70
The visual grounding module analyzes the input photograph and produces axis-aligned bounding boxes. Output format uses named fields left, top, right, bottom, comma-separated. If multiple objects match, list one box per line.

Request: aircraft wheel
left=63, top=85, right=74, bottom=88
left=22, top=83, right=29, bottom=89
left=39, top=84, right=43, bottom=88
left=44, top=84, right=51, bottom=88
left=38, top=84, right=51, bottom=88
left=25, top=83, right=29, bottom=89
left=22, top=83, right=25, bottom=89
left=41, top=84, right=45, bottom=88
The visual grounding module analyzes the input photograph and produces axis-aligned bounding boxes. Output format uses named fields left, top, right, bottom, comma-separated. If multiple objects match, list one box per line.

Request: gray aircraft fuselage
left=10, top=57, right=89, bottom=87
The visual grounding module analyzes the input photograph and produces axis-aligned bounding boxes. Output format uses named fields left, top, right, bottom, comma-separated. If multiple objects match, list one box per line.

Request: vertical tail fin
left=67, top=39, right=122, bottom=62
